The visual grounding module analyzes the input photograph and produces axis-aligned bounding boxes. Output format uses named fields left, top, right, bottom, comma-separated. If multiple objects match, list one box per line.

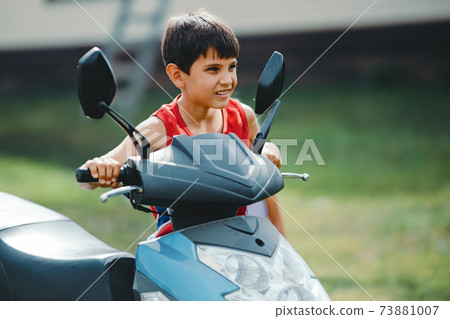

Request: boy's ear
left=166, top=63, right=185, bottom=89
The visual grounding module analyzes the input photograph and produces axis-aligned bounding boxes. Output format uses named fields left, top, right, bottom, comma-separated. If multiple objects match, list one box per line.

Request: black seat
left=0, top=192, right=135, bottom=300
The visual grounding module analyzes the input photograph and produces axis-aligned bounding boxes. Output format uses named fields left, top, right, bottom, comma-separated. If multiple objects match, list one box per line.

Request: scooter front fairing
left=133, top=216, right=329, bottom=301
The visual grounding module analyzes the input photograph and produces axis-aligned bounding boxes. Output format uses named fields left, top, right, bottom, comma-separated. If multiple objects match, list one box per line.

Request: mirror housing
left=254, top=51, right=285, bottom=114
left=77, top=47, right=151, bottom=159
left=252, top=51, right=285, bottom=154
left=77, top=47, right=117, bottom=119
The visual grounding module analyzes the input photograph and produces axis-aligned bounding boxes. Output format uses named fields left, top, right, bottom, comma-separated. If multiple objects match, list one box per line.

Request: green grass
left=0, top=156, right=157, bottom=252
left=279, top=188, right=450, bottom=300
left=0, top=83, right=449, bottom=300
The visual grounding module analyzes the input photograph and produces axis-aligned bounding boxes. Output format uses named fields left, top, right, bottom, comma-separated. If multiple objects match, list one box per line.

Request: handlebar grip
left=75, top=166, right=134, bottom=184
left=76, top=167, right=99, bottom=183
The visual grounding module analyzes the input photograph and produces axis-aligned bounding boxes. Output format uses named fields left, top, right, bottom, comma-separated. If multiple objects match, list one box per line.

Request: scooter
left=0, top=48, right=329, bottom=301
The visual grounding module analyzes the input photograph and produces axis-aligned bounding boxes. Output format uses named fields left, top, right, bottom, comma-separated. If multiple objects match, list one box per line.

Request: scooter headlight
left=196, top=235, right=329, bottom=301
left=140, top=291, right=170, bottom=301
left=224, top=252, right=269, bottom=291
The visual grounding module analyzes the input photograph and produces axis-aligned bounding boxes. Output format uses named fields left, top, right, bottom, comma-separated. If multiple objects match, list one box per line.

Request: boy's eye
left=207, top=67, right=219, bottom=71
left=229, top=64, right=237, bottom=70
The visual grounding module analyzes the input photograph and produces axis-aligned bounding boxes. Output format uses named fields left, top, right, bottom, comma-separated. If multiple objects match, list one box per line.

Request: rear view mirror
left=254, top=51, right=285, bottom=114
left=77, top=47, right=117, bottom=119
left=252, top=51, right=285, bottom=154
left=76, top=47, right=151, bottom=159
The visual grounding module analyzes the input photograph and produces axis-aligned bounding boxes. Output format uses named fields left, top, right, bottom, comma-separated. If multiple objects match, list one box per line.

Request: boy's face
left=180, top=47, right=237, bottom=110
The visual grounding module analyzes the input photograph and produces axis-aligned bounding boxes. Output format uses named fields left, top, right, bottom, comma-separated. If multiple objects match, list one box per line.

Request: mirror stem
left=252, top=99, right=280, bottom=154
left=99, top=101, right=151, bottom=160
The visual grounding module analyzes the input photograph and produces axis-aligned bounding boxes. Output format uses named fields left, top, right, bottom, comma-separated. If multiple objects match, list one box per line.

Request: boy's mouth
left=215, top=89, right=230, bottom=96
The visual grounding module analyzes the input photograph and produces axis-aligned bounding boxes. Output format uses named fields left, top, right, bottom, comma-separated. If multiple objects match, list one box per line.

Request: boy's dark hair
left=161, top=11, right=239, bottom=74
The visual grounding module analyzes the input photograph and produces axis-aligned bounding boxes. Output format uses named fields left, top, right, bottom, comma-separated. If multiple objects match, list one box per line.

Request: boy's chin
left=210, top=98, right=230, bottom=109
left=212, top=102, right=229, bottom=109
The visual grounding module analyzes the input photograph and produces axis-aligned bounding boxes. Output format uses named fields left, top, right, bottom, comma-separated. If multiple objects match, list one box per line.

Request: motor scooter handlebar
left=75, top=166, right=134, bottom=185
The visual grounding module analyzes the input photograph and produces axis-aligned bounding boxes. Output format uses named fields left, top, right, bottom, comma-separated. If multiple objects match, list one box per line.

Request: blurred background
left=0, top=0, right=449, bottom=300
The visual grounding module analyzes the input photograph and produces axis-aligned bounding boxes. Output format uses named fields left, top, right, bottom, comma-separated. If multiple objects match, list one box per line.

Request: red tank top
left=152, top=95, right=249, bottom=218
left=152, top=95, right=250, bottom=147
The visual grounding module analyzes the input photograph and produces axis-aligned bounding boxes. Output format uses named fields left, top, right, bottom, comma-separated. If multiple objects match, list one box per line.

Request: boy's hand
left=262, top=142, right=282, bottom=169
left=82, top=156, right=122, bottom=189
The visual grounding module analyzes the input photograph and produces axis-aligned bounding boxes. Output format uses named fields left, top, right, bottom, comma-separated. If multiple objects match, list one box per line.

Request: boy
left=79, top=11, right=282, bottom=233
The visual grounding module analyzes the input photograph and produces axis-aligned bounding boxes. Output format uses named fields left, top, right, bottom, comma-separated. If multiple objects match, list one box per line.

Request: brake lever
left=99, top=185, right=143, bottom=203
left=281, top=172, right=310, bottom=181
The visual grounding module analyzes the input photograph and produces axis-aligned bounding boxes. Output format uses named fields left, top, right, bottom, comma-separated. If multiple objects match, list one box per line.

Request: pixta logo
left=190, top=138, right=325, bottom=167
left=271, top=138, right=325, bottom=166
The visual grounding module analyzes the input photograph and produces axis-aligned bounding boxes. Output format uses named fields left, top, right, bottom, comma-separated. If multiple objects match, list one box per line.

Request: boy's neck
left=177, top=95, right=224, bottom=134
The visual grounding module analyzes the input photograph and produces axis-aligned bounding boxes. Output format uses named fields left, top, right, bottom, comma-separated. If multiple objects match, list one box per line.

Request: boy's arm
left=266, top=195, right=285, bottom=236
left=78, top=116, right=167, bottom=190
left=242, top=103, right=281, bottom=168
left=241, top=103, right=260, bottom=147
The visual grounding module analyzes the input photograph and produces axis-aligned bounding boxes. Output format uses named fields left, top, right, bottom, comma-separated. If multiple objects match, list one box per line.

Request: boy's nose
left=219, top=70, right=233, bottom=85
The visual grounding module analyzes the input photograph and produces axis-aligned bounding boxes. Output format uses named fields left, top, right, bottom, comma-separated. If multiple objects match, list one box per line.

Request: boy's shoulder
left=229, top=97, right=253, bottom=112
left=136, top=115, right=167, bottom=149
left=233, top=99, right=256, bottom=123
left=137, top=116, right=166, bottom=135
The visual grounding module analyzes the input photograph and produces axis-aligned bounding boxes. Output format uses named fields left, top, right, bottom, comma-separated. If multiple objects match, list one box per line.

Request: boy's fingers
left=111, top=161, right=122, bottom=183
left=103, top=158, right=121, bottom=185
left=82, top=157, right=122, bottom=187
left=105, top=165, right=113, bottom=185
left=104, top=158, right=115, bottom=185
left=262, top=151, right=281, bottom=169
left=261, top=143, right=282, bottom=169
left=84, top=159, right=99, bottom=179
left=90, top=157, right=106, bottom=184
left=98, top=165, right=107, bottom=184
left=269, top=155, right=281, bottom=169
left=111, top=181, right=121, bottom=189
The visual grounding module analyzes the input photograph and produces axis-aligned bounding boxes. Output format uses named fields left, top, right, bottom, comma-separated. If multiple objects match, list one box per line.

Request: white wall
left=1, top=0, right=450, bottom=50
